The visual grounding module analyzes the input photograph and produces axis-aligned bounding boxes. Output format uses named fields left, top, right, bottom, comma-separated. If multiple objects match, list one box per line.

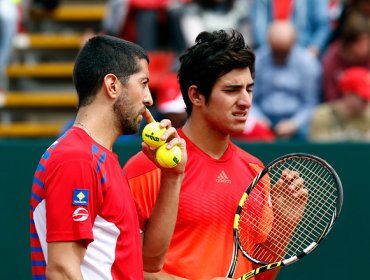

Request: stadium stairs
left=1, top=0, right=176, bottom=138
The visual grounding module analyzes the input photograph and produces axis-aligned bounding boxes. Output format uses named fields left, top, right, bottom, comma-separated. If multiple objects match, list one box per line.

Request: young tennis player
left=124, top=29, right=294, bottom=279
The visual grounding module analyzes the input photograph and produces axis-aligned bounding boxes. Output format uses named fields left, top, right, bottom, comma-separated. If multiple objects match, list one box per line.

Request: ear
left=188, top=85, right=204, bottom=107
left=103, top=74, right=120, bottom=99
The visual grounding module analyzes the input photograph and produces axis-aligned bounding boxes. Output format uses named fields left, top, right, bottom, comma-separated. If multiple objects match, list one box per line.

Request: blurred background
left=1, top=0, right=369, bottom=279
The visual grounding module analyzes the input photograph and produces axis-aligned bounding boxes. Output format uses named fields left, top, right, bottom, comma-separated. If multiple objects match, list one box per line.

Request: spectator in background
left=310, top=67, right=370, bottom=142
left=179, top=0, right=252, bottom=48
left=155, top=71, right=187, bottom=128
left=0, top=0, right=19, bottom=95
left=250, top=0, right=332, bottom=57
left=322, top=11, right=370, bottom=101
left=251, top=20, right=321, bottom=140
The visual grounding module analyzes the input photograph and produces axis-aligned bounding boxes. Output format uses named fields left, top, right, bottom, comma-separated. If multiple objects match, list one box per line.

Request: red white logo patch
left=216, top=170, right=231, bottom=183
left=72, top=207, right=89, bottom=222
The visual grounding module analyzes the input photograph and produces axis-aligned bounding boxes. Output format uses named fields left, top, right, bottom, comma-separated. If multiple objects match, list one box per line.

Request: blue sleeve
left=307, top=0, right=331, bottom=52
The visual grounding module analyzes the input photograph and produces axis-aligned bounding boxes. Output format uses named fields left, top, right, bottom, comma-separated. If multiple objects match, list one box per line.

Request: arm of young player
left=141, top=111, right=188, bottom=272
left=46, top=240, right=86, bottom=280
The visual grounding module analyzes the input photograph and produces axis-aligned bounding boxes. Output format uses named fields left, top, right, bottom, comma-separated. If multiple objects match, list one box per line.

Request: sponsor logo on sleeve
left=73, top=189, right=89, bottom=206
left=72, top=207, right=89, bottom=222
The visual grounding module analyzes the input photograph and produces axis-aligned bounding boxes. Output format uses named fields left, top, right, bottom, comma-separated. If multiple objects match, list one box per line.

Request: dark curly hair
left=178, top=29, right=255, bottom=115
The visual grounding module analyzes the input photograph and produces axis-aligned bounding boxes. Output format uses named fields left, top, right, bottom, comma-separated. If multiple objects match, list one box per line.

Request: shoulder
left=46, top=129, right=94, bottom=165
left=123, top=151, right=157, bottom=179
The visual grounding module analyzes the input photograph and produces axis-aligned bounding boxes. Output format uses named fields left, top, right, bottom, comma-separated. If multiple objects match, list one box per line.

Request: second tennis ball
left=142, top=122, right=166, bottom=147
left=156, top=145, right=182, bottom=168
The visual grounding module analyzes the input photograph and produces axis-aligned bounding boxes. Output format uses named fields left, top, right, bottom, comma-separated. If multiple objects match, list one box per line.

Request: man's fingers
left=143, top=108, right=155, bottom=123
left=293, top=187, right=309, bottom=199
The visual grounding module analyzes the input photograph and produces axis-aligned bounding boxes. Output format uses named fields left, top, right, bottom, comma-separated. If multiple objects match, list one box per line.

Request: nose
left=143, top=87, right=153, bottom=106
left=238, top=89, right=252, bottom=108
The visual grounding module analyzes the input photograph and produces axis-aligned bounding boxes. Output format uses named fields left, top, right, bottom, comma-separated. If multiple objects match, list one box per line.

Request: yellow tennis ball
left=156, top=145, right=182, bottom=168
left=142, top=122, right=166, bottom=147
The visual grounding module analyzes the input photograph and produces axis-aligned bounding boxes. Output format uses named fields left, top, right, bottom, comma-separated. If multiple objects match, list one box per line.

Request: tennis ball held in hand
left=142, top=122, right=166, bottom=147
left=156, top=144, right=182, bottom=168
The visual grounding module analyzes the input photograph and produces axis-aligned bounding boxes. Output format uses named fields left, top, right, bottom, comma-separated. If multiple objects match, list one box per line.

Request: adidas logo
left=216, top=170, right=231, bottom=183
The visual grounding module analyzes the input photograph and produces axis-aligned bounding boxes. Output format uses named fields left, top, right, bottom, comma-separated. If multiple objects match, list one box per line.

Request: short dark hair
left=178, top=29, right=255, bottom=115
left=73, top=35, right=149, bottom=108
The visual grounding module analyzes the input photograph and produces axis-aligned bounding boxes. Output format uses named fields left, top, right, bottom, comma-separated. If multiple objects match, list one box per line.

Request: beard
left=113, top=91, right=142, bottom=135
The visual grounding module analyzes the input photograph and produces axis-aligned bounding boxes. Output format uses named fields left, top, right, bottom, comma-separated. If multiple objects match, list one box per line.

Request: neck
left=182, top=118, right=230, bottom=160
left=74, top=107, right=118, bottom=151
left=75, top=121, right=93, bottom=137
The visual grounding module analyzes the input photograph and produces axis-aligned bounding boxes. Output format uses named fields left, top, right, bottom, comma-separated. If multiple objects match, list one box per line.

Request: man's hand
left=272, top=169, right=308, bottom=227
left=141, top=109, right=187, bottom=175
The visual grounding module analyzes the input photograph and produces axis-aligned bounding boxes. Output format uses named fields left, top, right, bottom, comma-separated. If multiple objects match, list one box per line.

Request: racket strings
left=238, top=157, right=338, bottom=263
left=267, top=158, right=337, bottom=257
left=274, top=161, right=336, bottom=256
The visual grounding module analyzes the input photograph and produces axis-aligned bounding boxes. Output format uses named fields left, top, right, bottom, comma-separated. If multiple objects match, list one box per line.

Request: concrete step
left=7, top=62, right=74, bottom=78
left=13, top=33, right=82, bottom=49
left=0, top=122, right=63, bottom=137
left=30, top=3, right=106, bottom=22
left=0, top=92, right=77, bottom=107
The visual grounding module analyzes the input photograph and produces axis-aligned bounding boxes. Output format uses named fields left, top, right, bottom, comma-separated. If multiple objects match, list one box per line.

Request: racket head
left=235, top=153, right=343, bottom=266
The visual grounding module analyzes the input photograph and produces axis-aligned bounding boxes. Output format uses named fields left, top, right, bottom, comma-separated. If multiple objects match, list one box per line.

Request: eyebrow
left=139, top=76, right=149, bottom=83
left=224, top=82, right=254, bottom=89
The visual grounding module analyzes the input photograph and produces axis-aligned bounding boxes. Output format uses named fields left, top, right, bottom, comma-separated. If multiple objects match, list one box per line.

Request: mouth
left=232, top=111, right=248, bottom=121
left=136, top=109, right=145, bottom=123
left=140, top=107, right=148, bottom=116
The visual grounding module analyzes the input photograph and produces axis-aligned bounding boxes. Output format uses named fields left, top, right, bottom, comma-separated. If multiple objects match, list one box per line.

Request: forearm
left=142, top=172, right=183, bottom=272
left=46, top=265, right=84, bottom=280
left=46, top=241, right=86, bottom=280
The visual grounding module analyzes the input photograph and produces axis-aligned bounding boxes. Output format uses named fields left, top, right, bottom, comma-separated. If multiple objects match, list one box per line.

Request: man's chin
left=121, top=124, right=140, bottom=136
left=230, top=123, right=246, bottom=134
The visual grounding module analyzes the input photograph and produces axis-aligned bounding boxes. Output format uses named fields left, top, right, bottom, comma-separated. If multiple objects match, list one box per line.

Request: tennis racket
left=227, top=153, right=343, bottom=279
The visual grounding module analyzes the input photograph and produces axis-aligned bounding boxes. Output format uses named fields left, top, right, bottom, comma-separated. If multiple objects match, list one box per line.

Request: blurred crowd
left=2, top=0, right=370, bottom=143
